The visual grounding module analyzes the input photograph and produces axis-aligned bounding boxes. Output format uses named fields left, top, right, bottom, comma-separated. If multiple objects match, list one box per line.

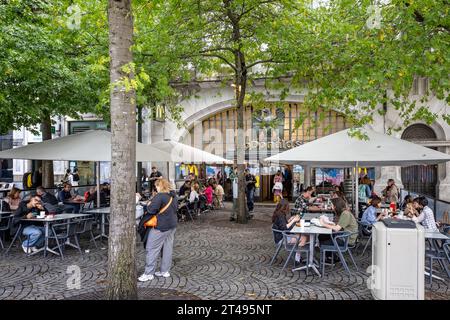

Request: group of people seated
left=272, top=195, right=358, bottom=264
left=176, top=177, right=225, bottom=221
left=361, top=194, right=440, bottom=231
left=2, top=183, right=111, bottom=254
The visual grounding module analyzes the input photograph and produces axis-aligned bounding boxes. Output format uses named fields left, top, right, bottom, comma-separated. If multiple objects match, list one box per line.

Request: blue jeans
left=246, top=188, right=255, bottom=212
left=22, top=225, right=45, bottom=248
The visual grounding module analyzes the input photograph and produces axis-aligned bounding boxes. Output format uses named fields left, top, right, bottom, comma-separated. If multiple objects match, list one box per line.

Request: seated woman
left=203, top=182, right=213, bottom=206
left=413, top=197, right=439, bottom=231
left=361, top=196, right=386, bottom=226
left=6, top=187, right=22, bottom=211
left=188, top=183, right=200, bottom=208
left=318, top=197, right=358, bottom=262
left=402, top=195, right=419, bottom=218
left=271, top=199, right=306, bottom=262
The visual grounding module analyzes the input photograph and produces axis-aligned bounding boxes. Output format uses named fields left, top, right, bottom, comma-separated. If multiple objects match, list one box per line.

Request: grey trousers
left=144, top=228, right=176, bottom=275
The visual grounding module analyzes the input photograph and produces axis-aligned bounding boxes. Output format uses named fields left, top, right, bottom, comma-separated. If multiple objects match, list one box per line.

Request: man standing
left=149, top=166, right=163, bottom=192
left=245, top=168, right=256, bottom=215
left=282, top=165, right=292, bottom=201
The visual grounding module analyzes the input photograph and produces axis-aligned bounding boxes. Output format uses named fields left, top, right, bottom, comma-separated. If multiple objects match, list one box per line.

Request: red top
left=204, top=186, right=213, bottom=204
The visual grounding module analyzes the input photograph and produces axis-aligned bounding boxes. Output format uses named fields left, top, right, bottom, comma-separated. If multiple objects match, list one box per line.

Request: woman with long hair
left=318, top=197, right=358, bottom=262
left=271, top=199, right=307, bottom=262
left=139, top=179, right=178, bottom=282
left=6, top=186, right=22, bottom=211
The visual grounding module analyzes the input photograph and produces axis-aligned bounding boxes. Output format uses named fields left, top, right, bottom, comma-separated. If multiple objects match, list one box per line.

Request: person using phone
left=13, top=195, right=48, bottom=253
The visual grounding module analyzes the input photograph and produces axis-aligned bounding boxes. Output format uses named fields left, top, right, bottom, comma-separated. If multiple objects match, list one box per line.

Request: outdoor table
left=289, top=225, right=332, bottom=277
left=303, top=212, right=334, bottom=222
left=20, top=213, right=92, bottom=257
left=423, top=231, right=449, bottom=282
left=86, top=207, right=110, bottom=240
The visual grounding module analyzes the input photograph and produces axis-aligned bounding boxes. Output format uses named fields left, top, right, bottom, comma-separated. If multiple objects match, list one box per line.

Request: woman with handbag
left=138, top=179, right=178, bottom=282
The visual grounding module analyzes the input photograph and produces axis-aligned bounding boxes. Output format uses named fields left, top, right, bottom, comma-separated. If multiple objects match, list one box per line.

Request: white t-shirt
left=189, top=190, right=199, bottom=203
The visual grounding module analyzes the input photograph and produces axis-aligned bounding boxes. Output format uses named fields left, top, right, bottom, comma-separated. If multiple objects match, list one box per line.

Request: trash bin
left=370, top=219, right=424, bottom=300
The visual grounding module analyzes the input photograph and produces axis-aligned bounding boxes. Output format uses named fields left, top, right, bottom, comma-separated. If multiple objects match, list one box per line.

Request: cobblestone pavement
left=0, top=204, right=449, bottom=300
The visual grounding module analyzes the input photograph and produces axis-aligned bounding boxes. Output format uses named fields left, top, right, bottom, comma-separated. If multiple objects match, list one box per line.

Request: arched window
left=401, top=124, right=437, bottom=197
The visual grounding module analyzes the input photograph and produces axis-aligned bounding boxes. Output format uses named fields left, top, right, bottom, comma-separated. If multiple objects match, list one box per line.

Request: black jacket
left=13, top=201, right=48, bottom=227
left=41, top=192, right=58, bottom=206
left=138, top=191, right=178, bottom=247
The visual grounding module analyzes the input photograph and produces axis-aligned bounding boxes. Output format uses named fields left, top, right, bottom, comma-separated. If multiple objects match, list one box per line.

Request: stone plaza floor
left=0, top=204, right=449, bottom=300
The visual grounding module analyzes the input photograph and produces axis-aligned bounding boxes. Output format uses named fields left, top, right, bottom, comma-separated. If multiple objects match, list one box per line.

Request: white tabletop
left=86, top=207, right=110, bottom=214
left=291, top=225, right=332, bottom=235
left=24, top=213, right=92, bottom=222
left=425, top=231, right=450, bottom=240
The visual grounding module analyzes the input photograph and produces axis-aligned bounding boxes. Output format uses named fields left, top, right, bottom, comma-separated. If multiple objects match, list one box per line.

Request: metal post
left=96, top=161, right=100, bottom=208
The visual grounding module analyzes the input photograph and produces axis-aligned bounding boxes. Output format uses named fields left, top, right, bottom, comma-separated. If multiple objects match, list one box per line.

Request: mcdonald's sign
left=153, top=105, right=165, bottom=121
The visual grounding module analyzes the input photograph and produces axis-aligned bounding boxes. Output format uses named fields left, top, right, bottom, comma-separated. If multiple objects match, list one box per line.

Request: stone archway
left=401, top=123, right=438, bottom=197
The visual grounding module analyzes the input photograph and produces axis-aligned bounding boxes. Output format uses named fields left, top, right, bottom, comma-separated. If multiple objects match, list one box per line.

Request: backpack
left=358, top=185, right=368, bottom=202
left=73, top=173, right=80, bottom=182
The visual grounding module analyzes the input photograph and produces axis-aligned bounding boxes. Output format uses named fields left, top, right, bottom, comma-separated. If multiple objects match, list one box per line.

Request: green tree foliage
left=0, top=0, right=108, bottom=134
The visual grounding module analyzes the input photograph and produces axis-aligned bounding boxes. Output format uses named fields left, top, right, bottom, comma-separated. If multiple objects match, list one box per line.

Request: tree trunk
left=106, top=0, right=137, bottom=300
left=41, top=113, right=54, bottom=188
left=137, top=106, right=143, bottom=194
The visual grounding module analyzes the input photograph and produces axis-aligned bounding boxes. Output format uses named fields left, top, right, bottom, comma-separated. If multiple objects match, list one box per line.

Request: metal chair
left=269, top=228, right=284, bottom=265
left=319, top=231, right=359, bottom=276
left=425, top=242, right=450, bottom=285
left=75, top=216, right=98, bottom=249
left=357, top=220, right=372, bottom=256
left=48, top=221, right=81, bottom=259
left=280, top=231, right=310, bottom=273
left=0, top=213, right=14, bottom=249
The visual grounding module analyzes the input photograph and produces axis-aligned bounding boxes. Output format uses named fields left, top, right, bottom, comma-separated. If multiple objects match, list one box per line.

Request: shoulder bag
left=144, top=197, right=173, bottom=228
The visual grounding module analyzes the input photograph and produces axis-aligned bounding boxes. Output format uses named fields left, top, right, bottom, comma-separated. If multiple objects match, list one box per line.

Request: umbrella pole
left=167, top=162, right=170, bottom=184
left=96, top=161, right=100, bottom=208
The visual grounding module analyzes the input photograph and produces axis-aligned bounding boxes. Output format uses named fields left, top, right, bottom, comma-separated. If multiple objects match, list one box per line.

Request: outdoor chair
left=5, top=224, right=33, bottom=255
left=319, top=231, right=359, bottom=276
left=0, top=213, right=14, bottom=249
left=75, top=216, right=98, bottom=249
left=280, top=231, right=310, bottom=273
left=356, top=220, right=372, bottom=256
left=48, top=221, right=81, bottom=259
left=269, top=228, right=284, bottom=265
left=425, top=242, right=450, bottom=285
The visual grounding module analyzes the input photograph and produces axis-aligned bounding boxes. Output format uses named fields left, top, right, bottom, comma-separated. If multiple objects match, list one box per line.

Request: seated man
left=13, top=195, right=48, bottom=253
left=178, top=180, right=191, bottom=197
left=85, top=186, right=108, bottom=206
left=36, top=186, right=63, bottom=214
left=58, top=183, right=81, bottom=213
left=291, top=186, right=322, bottom=218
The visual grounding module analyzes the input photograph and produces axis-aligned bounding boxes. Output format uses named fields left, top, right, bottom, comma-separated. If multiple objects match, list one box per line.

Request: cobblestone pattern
left=0, top=204, right=448, bottom=300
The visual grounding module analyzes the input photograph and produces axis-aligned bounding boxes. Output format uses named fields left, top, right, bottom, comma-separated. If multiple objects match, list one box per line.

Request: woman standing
left=273, top=170, right=283, bottom=203
left=139, top=179, right=178, bottom=282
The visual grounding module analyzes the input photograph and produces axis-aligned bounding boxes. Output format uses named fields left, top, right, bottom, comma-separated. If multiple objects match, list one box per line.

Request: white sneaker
left=155, top=271, right=170, bottom=278
left=138, top=273, right=154, bottom=282
left=31, top=247, right=40, bottom=253
left=22, top=245, right=36, bottom=254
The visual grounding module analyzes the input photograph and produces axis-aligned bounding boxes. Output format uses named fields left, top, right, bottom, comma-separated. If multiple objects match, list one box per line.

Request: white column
left=304, top=165, right=311, bottom=187
left=438, top=146, right=450, bottom=202
left=374, top=166, right=403, bottom=195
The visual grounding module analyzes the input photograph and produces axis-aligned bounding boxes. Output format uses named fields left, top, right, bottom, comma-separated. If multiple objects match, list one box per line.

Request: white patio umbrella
left=0, top=130, right=171, bottom=207
left=264, top=128, right=450, bottom=213
left=145, top=139, right=232, bottom=183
